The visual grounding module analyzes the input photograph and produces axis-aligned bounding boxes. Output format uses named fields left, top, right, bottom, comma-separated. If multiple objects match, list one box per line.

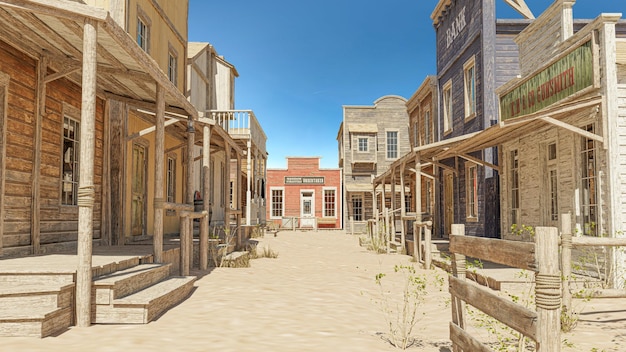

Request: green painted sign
left=499, top=40, right=594, bottom=121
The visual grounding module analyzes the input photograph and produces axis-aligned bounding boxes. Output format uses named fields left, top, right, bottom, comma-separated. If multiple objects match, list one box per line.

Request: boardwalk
left=2, top=230, right=626, bottom=351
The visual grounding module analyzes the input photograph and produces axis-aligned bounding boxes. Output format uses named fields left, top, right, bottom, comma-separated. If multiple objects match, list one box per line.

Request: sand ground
left=2, top=230, right=625, bottom=352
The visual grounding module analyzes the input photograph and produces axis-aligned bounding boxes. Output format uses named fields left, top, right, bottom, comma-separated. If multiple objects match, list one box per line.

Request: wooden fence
left=449, top=224, right=561, bottom=352
left=413, top=220, right=433, bottom=269
left=560, top=213, right=626, bottom=312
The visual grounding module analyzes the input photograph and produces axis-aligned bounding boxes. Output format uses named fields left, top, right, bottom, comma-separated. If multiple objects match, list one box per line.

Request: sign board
left=499, top=40, right=594, bottom=121
left=284, top=176, right=325, bottom=185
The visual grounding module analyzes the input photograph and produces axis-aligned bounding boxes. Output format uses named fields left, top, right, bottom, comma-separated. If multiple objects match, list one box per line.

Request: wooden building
left=266, top=157, right=342, bottom=229
left=438, top=0, right=626, bottom=287
left=337, top=96, right=410, bottom=233
left=430, top=0, right=528, bottom=238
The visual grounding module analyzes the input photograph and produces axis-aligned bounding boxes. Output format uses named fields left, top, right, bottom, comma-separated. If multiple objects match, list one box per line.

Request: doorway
left=131, top=143, right=147, bottom=237
left=300, top=190, right=315, bottom=228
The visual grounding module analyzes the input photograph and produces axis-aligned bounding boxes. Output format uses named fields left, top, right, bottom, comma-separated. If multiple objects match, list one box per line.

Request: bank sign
left=499, top=40, right=594, bottom=121
left=284, top=176, right=325, bottom=185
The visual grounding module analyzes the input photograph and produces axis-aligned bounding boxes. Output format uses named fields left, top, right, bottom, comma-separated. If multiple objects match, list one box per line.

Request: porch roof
left=0, top=0, right=198, bottom=119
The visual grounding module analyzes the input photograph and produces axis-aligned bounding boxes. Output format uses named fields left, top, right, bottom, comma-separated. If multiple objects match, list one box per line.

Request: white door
left=300, top=191, right=315, bottom=228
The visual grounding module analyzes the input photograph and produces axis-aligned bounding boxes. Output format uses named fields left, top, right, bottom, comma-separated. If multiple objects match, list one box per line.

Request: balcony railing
left=210, top=110, right=267, bottom=151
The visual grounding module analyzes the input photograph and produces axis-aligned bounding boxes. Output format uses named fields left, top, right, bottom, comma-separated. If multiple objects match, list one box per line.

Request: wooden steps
left=0, top=275, right=75, bottom=338
left=93, top=263, right=195, bottom=324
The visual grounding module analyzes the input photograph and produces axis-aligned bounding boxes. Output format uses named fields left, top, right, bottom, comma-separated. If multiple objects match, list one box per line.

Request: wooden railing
left=162, top=202, right=208, bottom=275
left=449, top=224, right=561, bottom=352
left=210, top=110, right=266, bottom=149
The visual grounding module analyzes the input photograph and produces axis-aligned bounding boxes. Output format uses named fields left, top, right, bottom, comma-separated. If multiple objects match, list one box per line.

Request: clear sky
left=188, top=0, right=626, bottom=169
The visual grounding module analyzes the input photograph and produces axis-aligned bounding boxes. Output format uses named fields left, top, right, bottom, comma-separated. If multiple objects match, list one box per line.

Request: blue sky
left=188, top=0, right=626, bottom=169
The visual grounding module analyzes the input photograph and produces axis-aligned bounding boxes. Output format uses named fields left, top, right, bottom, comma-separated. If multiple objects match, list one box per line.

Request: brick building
left=266, top=157, right=342, bottom=229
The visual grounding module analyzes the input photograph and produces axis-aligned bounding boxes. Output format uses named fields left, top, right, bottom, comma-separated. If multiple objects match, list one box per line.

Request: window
left=466, top=163, right=478, bottom=219
left=443, top=80, right=453, bottom=133
left=166, top=156, right=176, bottom=203
left=413, top=120, right=419, bottom=147
left=581, top=124, right=597, bottom=236
left=426, top=179, right=433, bottom=214
left=549, top=169, right=559, bottom=221
left=358, top=137, right=368, bottom=152
left=168, top=48, right=177, bottom=86
left=510, top=150, right=519, bottom=225
left=137, top=17, right=149, bottom=52
left=464, top=57, right=476, bottom=119
left=323, top=188, right=336, bottom=217
left=62, top=116, right=80, bottom=205
left=424, top=110, right=431, bottom=144
left=270, top=188, right=284, bottom=218
left=386, top=130, right=398, bottom=159
left=351, top=194, right=363, bottom=221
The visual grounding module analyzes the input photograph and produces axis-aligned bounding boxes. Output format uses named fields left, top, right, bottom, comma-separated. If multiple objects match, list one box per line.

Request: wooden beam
left=503, top=0, right=535, bottom=19
left=76, top=17, right=97, bottom=328
left=457, top=153, right=501, bottom=172
left=44, top=66, right=80, bottom=83
left=0, top=0, right=109, bottom=22
left=450, top=276, right=538, bottom=341
left=449, top=235, right=537, bottom=271
left=126, top=117, right=179, bottom=141
left=541, top=116, right=604, bottom=144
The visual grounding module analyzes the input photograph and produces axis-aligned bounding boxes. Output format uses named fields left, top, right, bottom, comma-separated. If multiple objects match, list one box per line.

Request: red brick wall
left=266, top=157, right=341, bottom=229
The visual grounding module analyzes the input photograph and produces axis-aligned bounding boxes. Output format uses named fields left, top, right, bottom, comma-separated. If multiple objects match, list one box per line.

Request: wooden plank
left=449, top=322, right=493, bottom=352
left=572, top=236, right=626, bottom=247
left=449, top=235, right=537, bottom=271
left=30, top=56, right=46, bottom=255
left=450, top=276, right=538, bottom=341
left=0, top=73, right=8, bottom=256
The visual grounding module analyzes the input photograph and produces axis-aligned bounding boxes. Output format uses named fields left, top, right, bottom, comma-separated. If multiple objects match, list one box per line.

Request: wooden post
left=246, top=141, right=252, bottom=225
left=561, top=213, right=572, bottom=313
left=372, top=184, right=378, bottom=241
left=450, top=224, right=466, bottom=352
left=237, top=152, right=243, bottom=226
left=224, top=146, right=231, bottom=226
left=390, top=173, right=396, bottom=244
left=76, top=18, right=98, bottom=328
left=424, top=222, right=432, bottom=269
left=535, top=226, right=561, bottom=352
left=180, top=216, right=189, bottom=276
left=186, top=118, right=195, bottom=269
left=153, top=84, right=165, bottom=263
left=400, top=162, right=406, bottom=253
left=413, top=222, right=419, bottom=262
left=200, top=124, right=212, bottom=270
left=384, top=207, right=390, bottom=253
left=415, top=153, right=423, bottom=262
left=31, top=55, right=47, bottom=255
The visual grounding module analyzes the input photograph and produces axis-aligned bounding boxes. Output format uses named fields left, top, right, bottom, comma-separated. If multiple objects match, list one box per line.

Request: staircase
left=0, top=272, right=75, bottom=337
left=0, top=261, right=195, bottom=337
left=92, top=263, right=195, bottom=324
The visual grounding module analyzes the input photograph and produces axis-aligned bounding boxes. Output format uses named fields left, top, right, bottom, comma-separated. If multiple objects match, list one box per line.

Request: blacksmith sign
left=499, top=39, right=595, bottom=121
left=284, top=176, right=325, bottom=185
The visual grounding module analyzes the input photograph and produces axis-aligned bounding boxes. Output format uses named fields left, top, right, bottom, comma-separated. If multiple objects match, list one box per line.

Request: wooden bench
left=315, top=217, right=336, bottom=230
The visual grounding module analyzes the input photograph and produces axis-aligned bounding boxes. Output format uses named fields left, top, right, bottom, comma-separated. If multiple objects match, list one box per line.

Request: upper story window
left=168, top=46, right=178, bottom=86
left=386, top=130, right=398, bottom=159
left=424, top=109, right=431, bottom=144
left=62, top=116, right=80, bottom=205
left=413, top=120, right=419, bottom=147
left=443, top=80, right=453, bottom=134
left=136, top=7, right=151, bottom=53
left=357, top=137, right=368, bottom=152
left=464, top=56, right=476, bottom=120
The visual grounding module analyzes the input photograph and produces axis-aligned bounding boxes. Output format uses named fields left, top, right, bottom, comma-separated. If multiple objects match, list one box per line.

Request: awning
left=348, top=123, right=378, bottom=133
left=0, top=0, right=198, bottom=118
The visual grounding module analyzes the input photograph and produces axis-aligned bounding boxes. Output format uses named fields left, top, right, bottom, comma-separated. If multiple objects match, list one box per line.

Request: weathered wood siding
left=0, top=39, right=105, bottom=256
left=617, top=84, right=626, bottom=232
left=515, top=1, right=573, bottom=77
